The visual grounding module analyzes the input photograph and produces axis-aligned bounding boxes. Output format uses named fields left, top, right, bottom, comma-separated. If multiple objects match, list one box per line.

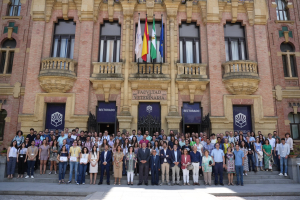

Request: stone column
left=117, top=1, right=136, bottom=132
left=164, top=1, right=181, bottom=134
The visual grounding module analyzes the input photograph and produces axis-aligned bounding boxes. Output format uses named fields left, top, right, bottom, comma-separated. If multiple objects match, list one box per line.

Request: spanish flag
left=141, top=17, right=149, bottom=61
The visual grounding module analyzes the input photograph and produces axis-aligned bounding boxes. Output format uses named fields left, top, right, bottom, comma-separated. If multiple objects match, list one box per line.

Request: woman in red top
left=181, top=148, right=191, bottom=185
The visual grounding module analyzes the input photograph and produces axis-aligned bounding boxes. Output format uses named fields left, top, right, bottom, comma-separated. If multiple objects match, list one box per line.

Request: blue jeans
left=78, top=164, right=88, bottom=184
left=280, top=157, right=288, bottom=174
left=59, top=162, right=67, bottom=181
left=255, top=153, right=262, bottom=167
left=122, top=156, right=126, bottom=175
left=235, top=165, right=243, bottom=185
left=274, top=152, right=280, bottom=171
left=214, top=162, right=223, bottom=184
left=69, top=161, right=78, bottom=182
left=27, top=160, right=35, bottom=176
left=247, top=154, right=255, bottom=171
left=7, top=157, right=17, bottom=175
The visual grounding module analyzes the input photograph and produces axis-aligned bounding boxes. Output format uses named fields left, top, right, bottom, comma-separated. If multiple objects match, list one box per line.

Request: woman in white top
left=17, top=142, right=27, bottom=178
left=78, top=147, right=89, bottom=185
left=89, top=145, right=99, bottom=184
left=7, top=140, right=18, bottom=178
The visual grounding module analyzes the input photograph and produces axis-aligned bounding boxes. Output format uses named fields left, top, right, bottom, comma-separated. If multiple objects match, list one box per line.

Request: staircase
left=3, top=167, right=296, bottom=185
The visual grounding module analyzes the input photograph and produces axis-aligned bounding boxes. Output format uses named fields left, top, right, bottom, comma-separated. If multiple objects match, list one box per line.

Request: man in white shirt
left=278, top=138, right=290, bottom=177
left=102, top=130, right=110, bottom=142
left=228, top=131, right=236, bottom=144
left=129, top=129, right=136, bottom=140
left=211, top=134, right=217, bottom=144
left=71, top=129, right=77, bottom=140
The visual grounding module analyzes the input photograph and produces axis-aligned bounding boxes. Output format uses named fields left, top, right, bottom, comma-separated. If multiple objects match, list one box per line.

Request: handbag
left=186, top=164, right=193, bottom=170
left=209, top=160, right=212, bottom=165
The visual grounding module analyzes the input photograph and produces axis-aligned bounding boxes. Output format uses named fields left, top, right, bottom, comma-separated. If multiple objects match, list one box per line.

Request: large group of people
left=6, top=128, right=293, bottom=186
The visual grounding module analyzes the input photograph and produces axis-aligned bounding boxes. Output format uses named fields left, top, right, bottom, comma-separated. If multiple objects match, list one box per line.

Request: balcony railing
left=91, top=62, right=122, bottom=78
left=177, top=63, right=208, bottom=79
left=222, top=60, right=258, bottom=79
left=130, top=62, right=170, bottom=79
left=137, top=63, right=163, bottom=74
left=40, top=57, right=77, bottom=77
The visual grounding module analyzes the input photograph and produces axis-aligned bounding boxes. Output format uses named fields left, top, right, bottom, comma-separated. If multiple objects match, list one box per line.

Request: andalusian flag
left=141, top=18, right=149, bottom=61
left=150, top=19, right=157, bottom=60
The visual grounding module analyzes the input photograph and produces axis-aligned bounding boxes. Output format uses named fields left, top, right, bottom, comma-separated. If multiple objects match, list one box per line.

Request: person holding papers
left=68, top=141, right=81, bottom=184
left=57, top=145, right=68, bottom=184
left=77, top=147, right=89, bottom=185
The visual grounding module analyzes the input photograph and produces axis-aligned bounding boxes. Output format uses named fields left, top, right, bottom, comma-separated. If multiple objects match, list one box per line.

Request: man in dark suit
left=170, top=144, right=181, bottom=185
left=149, top=149, right=161, bottom=185
left=137, top=142, right=151, bottom=185
left=98, top=145, right=111, bottom=185
left=160, top=141, right=172, bottom=186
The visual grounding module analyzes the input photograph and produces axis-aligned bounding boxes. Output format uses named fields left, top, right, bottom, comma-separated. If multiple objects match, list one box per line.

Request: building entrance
left=138, top=102, right=161, bottom=136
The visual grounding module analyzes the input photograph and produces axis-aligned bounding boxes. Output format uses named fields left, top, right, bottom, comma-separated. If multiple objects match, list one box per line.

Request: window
left=0, top=39, right=16, bottom=74
left=52, top=20, right=76, bottom=59
left=179, top=23, right=200, bottom=64
left=224, top=23, right=247, bottom=61
left=281, top=43, right=297, bottom=77
left=288, top=112, right=300, bottom=140
left=99, top=22, right=121, bottom=62
left=276, top=0, right=289, bottom=21
left=135, top=21, right=164, bottom=63
left=0, top=109, right=7, bottom=141
left=8, top=0, right=21, bottom=16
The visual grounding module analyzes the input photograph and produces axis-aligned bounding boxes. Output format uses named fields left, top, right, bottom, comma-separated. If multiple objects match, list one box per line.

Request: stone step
left=2, top=177, right=295, bottom=184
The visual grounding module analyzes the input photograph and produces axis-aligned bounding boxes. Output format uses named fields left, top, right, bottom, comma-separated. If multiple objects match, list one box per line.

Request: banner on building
left=138, top=102, right=161, bottom=119
left=97, top=102, right=116, bottom=123
left=45, top=104, right=66, bottom=130
left=182, top=103, right=202, bottom=124
left=233, top=106, right=252, bottom=135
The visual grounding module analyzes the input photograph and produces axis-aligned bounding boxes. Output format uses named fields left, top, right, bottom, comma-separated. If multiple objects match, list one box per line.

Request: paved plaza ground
left=0, top=182, right=299, bottom=200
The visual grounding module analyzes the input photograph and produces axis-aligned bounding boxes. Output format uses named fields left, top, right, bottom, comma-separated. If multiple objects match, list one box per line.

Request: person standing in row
left=137, top=143, right=150, bottom=185
left=190, top=145, right=202, bottom=185
left=6, top=141, right=18, bottom=179
left=263, top=139, right=272, bottom=171
left=160, top=141, right=171, bottom=186
left=234, top=144, right=244, bottom=186
left=225, top=147, right=235, bottom=186
left=49, top=140, right=59, bottom=174
left=39, top=139, right=50, bottom=175
left=254, top=137, right=263, bottom=171
left=17, top=142, right=27, bottom=178
left=181, top=148, right=191, bottom=185
left=211, top=143, right=225, bottom=186
left=25, top=140, right=38, bottom=178
left=278, top=138, right=290, bottom=177
left=114, top=145, right=124, bottom=185
left=57, top=145, right=68, bottom=184
left=125, top=146, right=137, bottom=185
left=68, top=141, right=81, bottom=184
left=89, top=145, right=99, bottom=185
left=202, top=150, right=213, bottom=186
left=170, top=144, right=181, bottom=185
left=78, top=147, right=89, bottom=185
left=99, top=145, right=111, bottom=185
left=149, top=149, right=160, bottom=185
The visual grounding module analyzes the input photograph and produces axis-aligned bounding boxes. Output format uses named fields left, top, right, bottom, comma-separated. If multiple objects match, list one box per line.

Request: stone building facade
left=0, top=0, right=299, bottom=148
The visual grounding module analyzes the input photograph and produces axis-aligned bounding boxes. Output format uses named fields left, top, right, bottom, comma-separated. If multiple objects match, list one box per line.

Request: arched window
left=288, top=112, right=300, bottom=140
left=276, top=0, right=289, bottom=21
left=8, top=0, right=21, bottom=17
left=0, top=109, right=7, bottom=142
left=281, top=42, right=296, bottom=77
left=0, top=39, right=16, bottom=74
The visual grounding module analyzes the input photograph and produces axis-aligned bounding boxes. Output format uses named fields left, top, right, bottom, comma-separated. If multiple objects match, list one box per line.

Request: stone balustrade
left=222, top=60, right=260, bottom=95
left=40, top=57, right=77, bottom=76
left=177, top=63, right=208, bottom=79
left=91, top=62, right=123, bottom=78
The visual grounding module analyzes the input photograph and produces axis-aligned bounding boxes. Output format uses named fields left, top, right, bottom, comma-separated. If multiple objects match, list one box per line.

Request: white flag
left=135, top=16, right=143, bottom=60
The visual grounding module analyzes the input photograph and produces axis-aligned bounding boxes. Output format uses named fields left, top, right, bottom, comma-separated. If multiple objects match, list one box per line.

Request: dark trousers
left=139, top=162, right=149, bottom=184
left=274, top=152, right=280, bottom=171
left=151, top=169, right=159, bottom=185
left=18, top=155, right=26, bottom=174
left=235, top=165, right=243, bottom=185
left=78, top=164, right=88, bottom=184
left=247, top=154, right=256, bottom=171
left=135, top=162, right=139, bottom=175
left=214, top=162, right=223, bottom=184
left=100, top=164, right=110, bottom=183
left=27, top=160, right=35, bottom=176
left=7, top=157, right=17, bottom=175
left=35, top=152, right=39, bottom=169
left=122, top=156, right=126, bottom=175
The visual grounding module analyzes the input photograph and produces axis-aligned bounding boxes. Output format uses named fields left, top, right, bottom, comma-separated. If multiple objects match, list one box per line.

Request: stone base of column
left=165, top=115, right=182, bottom=135
left=117, top=115, right=133, bottom=133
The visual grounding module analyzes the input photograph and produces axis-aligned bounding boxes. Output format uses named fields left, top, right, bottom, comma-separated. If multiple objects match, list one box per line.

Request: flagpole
left=160, top=14, right=163, bottom=74
left=153, top=14, right=155, bottom=74
left=145, top=14, right=148, bottom=74
left=138, top=13, right=140, bottom=74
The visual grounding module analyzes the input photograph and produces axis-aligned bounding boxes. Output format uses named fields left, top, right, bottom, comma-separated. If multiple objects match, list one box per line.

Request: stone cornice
left=120, top=1, right=137, bottom=17
left=163, top=0, right=180, bottom=18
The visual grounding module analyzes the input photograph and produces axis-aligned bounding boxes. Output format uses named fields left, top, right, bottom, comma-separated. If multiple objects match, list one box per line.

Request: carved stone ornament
left=38, top=76, right=76, bottom=93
